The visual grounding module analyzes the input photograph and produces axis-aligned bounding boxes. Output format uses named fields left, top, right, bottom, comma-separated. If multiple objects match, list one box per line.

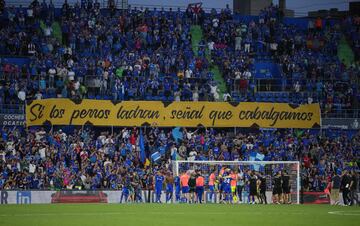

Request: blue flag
left=249, top=152, right=265, bottom=171
left=139, top=129, right=146, bottom=163
left=172, top=127, right=182, bottom=143
left=151, top=151, right=161, bottom=162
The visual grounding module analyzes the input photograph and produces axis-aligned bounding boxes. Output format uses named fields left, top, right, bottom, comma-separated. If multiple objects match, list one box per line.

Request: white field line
left=328, top=211, right=360, bottom=216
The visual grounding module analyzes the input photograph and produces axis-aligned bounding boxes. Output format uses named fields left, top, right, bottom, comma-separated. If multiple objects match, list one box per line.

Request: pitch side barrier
left=0, top=190, right=355, bottom=205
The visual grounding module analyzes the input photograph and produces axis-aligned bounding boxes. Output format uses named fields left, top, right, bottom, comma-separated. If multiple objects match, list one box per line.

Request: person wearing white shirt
left=208, top=41, right=215, bottom=53
left=74, top=80, right=80, bottom=90
left=59, top=130, right=67, bottom=142
left=44, top=26, right=53, bottom=37
left=192, top=90, right=199, bottom=101
left=68, top=70, right=75, bottom=81
left=28, top=43, right=36, bottom=55
left=212, top=18, right=219, bottom=28
left=223, top=93, right=231, bottom=102
left=48, top=68, right=56, bottom=88
left=35, top=91, right=42, bottom=100
left=67, top=58, right=74, bottom=68
left=122, top=129, right=129, bottom=139
left=27, top=8, right=33, bottom=17
left=235, top=36, right=242, bottom=51
left=308, top=96, right=313, bottom=104
left=243, top=70, right=252, bottom=79
left=35, top=129, right=46, bottom=141
left=17, top=90, right=26, bottom=102
left=174, top=90, right=181, bottom=101
left=185, top=69, right=192, bottom=79
left=188, top=149, right=197, bottom=161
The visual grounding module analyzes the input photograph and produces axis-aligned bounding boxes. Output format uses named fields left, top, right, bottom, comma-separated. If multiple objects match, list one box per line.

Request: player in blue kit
left=165, top=172, right=174, bottom=203
left=174, top=175, right=181, bottom=202
left=154, top=171, right=165, bottom=203
left=120, top=176, right=131, bottom=203
left=222, top=169, right=233, bottom=204
left=208, top=170, right=216, bottom=202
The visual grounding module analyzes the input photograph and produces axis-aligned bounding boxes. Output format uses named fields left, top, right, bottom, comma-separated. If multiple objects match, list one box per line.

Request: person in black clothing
left=273, top=171, right=282, bottom=204
left=145, top=172, right=154, bottom=203
left=349, top=170, right=359, bottom=206
left=249, top=171, right=258, bottom=204
left=259, top=172, right=267, bottom=204
left=340, top=171, right=351, bottom=205
left=188, top=173, right=196, bottom=203
left=282, top=170, right=291, bottom=204
left=330, top=170, right=342, bottom=205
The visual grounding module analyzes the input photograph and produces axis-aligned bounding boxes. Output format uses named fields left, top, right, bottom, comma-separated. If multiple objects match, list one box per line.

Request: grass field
left=0, top=204, right=359, bottom=226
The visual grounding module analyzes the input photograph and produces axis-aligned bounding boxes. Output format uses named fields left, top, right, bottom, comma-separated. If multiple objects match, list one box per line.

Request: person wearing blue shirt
left=165, top=173, right=174, bottom=203
left=174, top=175, right=181, bottom=202
left=154, top=171, right=164, bottom=203
left=120, top=176, right=131, bottom=203
left=222, top=170, right=233, bottom=203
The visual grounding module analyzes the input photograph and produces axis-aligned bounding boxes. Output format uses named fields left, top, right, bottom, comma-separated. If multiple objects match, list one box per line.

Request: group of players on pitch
left=151, top=167, right=292, bottom=204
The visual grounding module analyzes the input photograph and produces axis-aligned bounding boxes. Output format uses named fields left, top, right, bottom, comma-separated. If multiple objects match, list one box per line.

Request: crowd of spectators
left=0, top=1, right=358, bottom=117
left=0, top=0, right=222, bottom=107
left=0, top=125, right=358, bottom=192
left=200, top=5, right=360, bottom=116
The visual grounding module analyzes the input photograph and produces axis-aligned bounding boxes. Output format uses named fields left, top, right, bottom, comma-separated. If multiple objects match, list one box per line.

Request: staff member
left=259, top=172, right=267, bottom=204
left=208, top=170, right=216, bottom=202
left=249, top=171, right=258, bottom=204
left=330, top=170, right=341, bottom=205
left=349, top=170, right=359, bottom=206
left=341, top=170, right=351, bottom=206
left=282, top=170, right=290, bottom=204
left=273, top=171, right=282, bottom=204
left=180, top=171, right=190, bottom=203
left=196, top=172, right=205, bottom=203
left=188, top=172, right=197, bottom=203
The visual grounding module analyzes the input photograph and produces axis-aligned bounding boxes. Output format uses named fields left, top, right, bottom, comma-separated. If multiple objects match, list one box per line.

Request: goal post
left=172, top=160, right=301, bottom=204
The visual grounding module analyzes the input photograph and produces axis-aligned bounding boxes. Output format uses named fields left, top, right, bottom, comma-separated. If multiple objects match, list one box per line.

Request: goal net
left=172, top=160, right=300, bottom=204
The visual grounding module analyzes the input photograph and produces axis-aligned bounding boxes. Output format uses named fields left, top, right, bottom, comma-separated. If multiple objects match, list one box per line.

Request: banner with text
left=0, top=114, right=25, bottom=126
left=26, top=99, right=321, bottom=128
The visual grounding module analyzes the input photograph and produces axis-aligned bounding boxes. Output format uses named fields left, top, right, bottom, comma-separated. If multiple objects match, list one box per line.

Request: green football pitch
left=0, top=204, right=359, bottom=226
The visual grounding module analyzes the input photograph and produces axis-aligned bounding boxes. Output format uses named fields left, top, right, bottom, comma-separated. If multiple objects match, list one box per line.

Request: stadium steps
left=190, top=25, right=227, bottom=98
left=338, top=35, right=354, bottom=67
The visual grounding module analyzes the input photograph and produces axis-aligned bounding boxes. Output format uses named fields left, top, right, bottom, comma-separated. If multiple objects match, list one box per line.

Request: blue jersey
left=155, top=175, right=165, bottom=188
left=223, top=177, right=232, bottom=186
left=174, top=176, right=180, bottom=188
left=222, top=174, right=232, bottom=192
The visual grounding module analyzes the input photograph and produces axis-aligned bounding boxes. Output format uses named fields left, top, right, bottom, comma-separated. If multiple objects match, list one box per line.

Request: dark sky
left=128, top=0, right=356, bottom=16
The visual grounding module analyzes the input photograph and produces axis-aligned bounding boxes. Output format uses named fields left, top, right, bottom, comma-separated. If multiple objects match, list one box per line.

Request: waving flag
left=172, top=127, right=182, bottom=143
left=249, top=152, right=265, bottom=171
left=151, top=151, right=161, bottom=162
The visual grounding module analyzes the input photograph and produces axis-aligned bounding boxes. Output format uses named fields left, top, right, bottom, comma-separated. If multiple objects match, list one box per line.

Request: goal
left=172, top=160, right=300, bottom=204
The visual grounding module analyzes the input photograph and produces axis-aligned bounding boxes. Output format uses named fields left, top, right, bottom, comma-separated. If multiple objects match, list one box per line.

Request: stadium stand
left=0, top=1, right=358, bottom=208
left=0, top=126, right=359, bottom=192
left=0, top=1, right=358, bottom=117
